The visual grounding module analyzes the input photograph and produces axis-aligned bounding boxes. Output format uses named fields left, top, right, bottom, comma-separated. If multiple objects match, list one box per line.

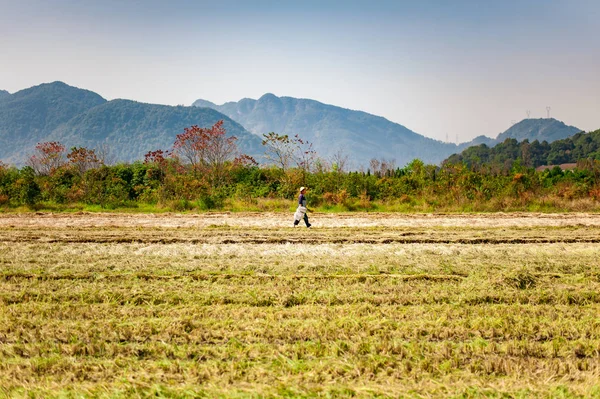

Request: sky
left=1, top=0, right=599, bottom=142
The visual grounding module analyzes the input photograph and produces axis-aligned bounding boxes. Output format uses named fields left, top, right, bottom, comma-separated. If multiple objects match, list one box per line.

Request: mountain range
left=0, top=82, right=262, bottom=165
left=194, top=94, right=583, bottom=168
left=0, top=82, right=585, bottom=168
left=194, top=94, right=460, bottom=168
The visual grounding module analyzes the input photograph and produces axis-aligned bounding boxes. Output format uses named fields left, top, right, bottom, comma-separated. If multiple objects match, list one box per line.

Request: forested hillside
left=193, top=94, right=459, bottom=167
left=0, top=82, right=106, bottom=164
left=0, top=81, right=587, bottom=169
left=194, top=95, right=585, bottom=168
left=0, top=90, right=11, bottom=101
left=457, top=118, right=581, bottom=150
left=49, top=100, right=264, bottom=162
left=495, top=118, right=581, bottom=143
left=445, top=129, right=600, bottom=169
left=0, top=82, right=263, bottom=165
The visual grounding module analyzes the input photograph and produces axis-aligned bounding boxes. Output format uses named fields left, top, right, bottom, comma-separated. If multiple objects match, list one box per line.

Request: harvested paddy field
left=1, top=212, right=599, bottom=398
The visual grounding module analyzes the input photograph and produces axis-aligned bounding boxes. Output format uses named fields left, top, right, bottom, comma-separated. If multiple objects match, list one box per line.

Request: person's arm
left=305, top=197, right=313, bottom=212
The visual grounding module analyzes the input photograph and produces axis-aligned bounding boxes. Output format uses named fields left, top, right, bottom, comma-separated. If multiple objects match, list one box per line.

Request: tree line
left=1, top=121, right=600, bottom=212
left=446, top=129, right=600, bottom=170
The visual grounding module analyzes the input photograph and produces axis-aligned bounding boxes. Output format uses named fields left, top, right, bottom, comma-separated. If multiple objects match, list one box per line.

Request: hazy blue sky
left=1, top=0, right=599, bottom=142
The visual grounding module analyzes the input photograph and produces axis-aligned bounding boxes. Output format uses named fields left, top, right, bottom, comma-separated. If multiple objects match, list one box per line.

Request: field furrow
left=1, top=212, right=599, bottom=398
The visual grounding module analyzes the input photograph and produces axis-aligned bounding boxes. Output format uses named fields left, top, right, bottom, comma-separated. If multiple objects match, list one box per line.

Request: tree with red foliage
left=143, top=149, right=172, bottom=184
left=233, top=154, right=258, bottom=167
left=144, top=149, right=170, bottom=166
left=28, top=142, right=66, bottom=176
left=67, top=147, right=103, bottom=175
left=172, top=120, right=238, bottom=186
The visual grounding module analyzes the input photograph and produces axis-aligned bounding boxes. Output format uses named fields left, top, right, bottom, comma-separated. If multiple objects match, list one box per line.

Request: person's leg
left=303, top=213, right=311, bottom=228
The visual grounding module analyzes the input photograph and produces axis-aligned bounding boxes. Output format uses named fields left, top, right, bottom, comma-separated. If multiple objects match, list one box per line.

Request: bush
left=15, top=167, right=41, bottom=206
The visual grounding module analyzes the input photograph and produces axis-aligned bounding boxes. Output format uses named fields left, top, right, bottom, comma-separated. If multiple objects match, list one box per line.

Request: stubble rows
left=0, top=213, right=599, bottom=398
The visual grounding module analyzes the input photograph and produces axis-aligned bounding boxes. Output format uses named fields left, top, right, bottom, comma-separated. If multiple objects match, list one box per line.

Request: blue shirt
left=298, top=193, right=307, bottom=207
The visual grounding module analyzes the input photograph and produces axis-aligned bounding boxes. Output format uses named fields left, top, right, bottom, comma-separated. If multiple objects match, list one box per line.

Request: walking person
left=293, top=187, right=312, bottom=228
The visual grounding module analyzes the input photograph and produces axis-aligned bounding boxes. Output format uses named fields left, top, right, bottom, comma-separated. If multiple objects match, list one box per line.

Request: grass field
left=1, top=212, right=600, bottom=398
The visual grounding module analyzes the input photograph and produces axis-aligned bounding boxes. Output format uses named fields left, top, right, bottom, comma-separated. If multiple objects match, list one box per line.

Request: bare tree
left=369, top=158, right=380, bottom=175
left=380, top=158, right=397, bottom=176
left=261, top=132, right=295, bottom=171
left=293, top=134, right=316, bottom=173
left=369, top=157, right=396, bottom=176
left=95, top=143, right=115, bottom=166
left=330, top=149, right=349, bottom=173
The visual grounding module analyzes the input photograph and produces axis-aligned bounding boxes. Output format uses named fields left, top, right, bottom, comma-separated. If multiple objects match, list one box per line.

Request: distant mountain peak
left=504, top=117, right=566, bottom=130
left=0, top=82, right=112, bottom=165
left=496, top=118, right=580, bottom=142
left=258, top=93, right=279, bottom=101
left=455, top=117, right=582, bottom=155
left=46, top=80, right=69, bottom=86
left=32, top=81, right=80, bottom=91
left=11, top=81, right=107, bottom=105
left=192, top=99, right=217, bottom=108
left=0, top=89, right=10, bottom=101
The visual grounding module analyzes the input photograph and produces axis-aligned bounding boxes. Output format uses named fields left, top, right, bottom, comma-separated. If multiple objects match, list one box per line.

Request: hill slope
left=445, top=128, right=600, bottom=168
left=50, top=100, right=264, bottom=162
left=0, top=90, right=11, bottom=101
left=193, top=95, right=583, bottom=168
left=1, top=82, right=584, bottom=168
left=0, top=82, right=106, bottom=164
left=0, top=82, right=263, bottom=165
left=459, top=118, right=581, bottom=149
left=496, top=118, right=581, bottom=142
left=193, top=94, right=459, bottom=168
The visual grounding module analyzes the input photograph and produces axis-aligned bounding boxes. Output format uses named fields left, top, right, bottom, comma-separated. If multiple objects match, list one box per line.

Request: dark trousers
left=294, top=213, right=310, bottom=227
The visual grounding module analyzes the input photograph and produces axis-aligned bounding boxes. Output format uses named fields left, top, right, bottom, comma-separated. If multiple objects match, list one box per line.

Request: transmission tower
left=526, top=110, right=531, bottom=118
left=546, top=106, right=551, bottom=119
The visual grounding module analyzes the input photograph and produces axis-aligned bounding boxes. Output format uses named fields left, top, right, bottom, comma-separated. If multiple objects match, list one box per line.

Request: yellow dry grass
left=0, top=212, right=599, bottom=398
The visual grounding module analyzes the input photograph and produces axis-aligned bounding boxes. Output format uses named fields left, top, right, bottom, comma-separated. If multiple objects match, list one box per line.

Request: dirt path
left=1, top=211, right=600, bottom=228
